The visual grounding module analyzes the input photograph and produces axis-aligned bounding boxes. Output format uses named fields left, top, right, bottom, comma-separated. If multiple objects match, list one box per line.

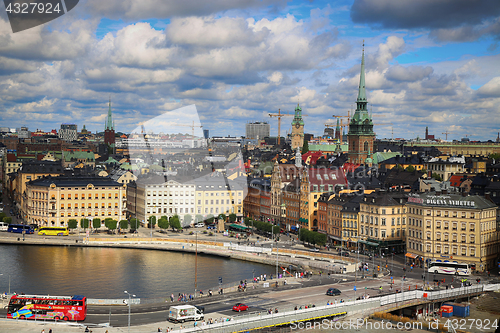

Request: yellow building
left=359, top=191, right=407, bottom=253
left=26, top=175, right=126, bottom=228
left=14, top=161, right=64, bottom=220
left=195, top=174, right=245, bottom=218
left=406, top=191, right=499, bottom=272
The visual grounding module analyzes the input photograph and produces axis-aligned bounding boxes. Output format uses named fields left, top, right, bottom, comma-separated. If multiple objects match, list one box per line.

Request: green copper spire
left=105, top=97, right=114, bottom=131
left=357, top=42, right=367, bottom=103
left=291, top=103, right=304, bottom=126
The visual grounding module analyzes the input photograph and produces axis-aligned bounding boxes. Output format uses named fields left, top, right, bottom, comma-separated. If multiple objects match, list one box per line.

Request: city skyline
left=0, top=0, right=499, bottom=141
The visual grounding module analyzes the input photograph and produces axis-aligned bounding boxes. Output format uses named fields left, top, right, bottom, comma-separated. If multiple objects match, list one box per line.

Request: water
left=0, top=245, right=275, bottom=299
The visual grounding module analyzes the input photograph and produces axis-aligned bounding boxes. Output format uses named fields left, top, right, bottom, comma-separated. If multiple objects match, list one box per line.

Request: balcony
left=49, top=198, right=56, bottom=203
left=48, top=208, right=57, bottom=213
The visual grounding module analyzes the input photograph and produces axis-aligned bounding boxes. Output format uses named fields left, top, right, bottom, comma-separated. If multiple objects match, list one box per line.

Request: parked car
left=195, top=223, right=205, bottom=228
left=310, top=248, right=319, bottom=252
left=207, top=224, right=216, bottom=230
left=326, top=288, right=341, bottom=296
left=232, top=303, right=249, bottom=312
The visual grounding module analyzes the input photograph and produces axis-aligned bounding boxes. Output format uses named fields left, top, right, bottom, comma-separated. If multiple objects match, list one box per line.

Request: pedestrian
left=49, top=329, right=52, bottom=333
left=41, top=330, right=45, bottom=333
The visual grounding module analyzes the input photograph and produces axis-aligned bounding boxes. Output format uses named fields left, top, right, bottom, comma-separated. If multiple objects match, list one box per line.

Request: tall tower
left=335, top=118, right=341, bottom=141
left=291, top=104, right=304, bottom=150
left=104, top=98, right=115, bottom=149
left=347, top=43, right=375, bottom=164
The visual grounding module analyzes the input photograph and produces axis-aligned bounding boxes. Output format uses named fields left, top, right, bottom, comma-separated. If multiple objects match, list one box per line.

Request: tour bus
left=7, top=294, right=87, bottom=321
left=428, top=261, right=470, bottom=276
left=7, top=224, right=34, bottom=234
left=38, top=227, right=69, bottom=236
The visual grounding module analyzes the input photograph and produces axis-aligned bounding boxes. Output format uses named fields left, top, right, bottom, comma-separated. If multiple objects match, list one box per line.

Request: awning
left=405, top=253, right=418, bottom=259
left=228, top=224, right=250, bottom=231
left=358, top=239, right=379, bottom=247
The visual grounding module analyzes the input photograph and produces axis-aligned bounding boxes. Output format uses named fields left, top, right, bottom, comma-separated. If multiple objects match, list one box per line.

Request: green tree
left=3, top=216, right=12, bottom=224
left=405, top=165, right=415, bottom=172
left=119, top=219, right=129, bottom=231
left=244, top=217, right=252, bottom=227
left=229, top=213, right=237, bottom=223
left=184, top=214, right=192, bottom=225
left=169, top=215, right=182, bottom=231
left=80, top=218, right=89, bottom=229
left=148, top=215, right=157, bottom=228
left=106, top=219, right=118, bottom=233
left=158, top=217, right=169, bottom=231
left=431, top=172, right=442, bottom=181
left=0, top=213, right=6, bottom=222
left=195, top=214, right=203, bottom=223
left=130, top=218, right=140, bottom=230
left=68, top=219, right=78, bottom=231
left=489, top=153, right=500, bottom=160
left=206, top=214, right=214, bottom=224
left=314, top=232, right=327, bottom=246
left=301, top=140, right=309, bottom=154
left=92, top=218, right=101, bottom=230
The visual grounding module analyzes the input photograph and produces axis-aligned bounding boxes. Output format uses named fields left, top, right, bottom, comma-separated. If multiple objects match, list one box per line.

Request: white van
left=195, top=223, right=205, bottom=228
left=0, top=222, right=8, bottom=231
left=168, top=305, right=204, bottom=323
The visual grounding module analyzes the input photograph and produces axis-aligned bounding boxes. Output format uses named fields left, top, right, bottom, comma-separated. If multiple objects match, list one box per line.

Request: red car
left=232, top=303, right=249, bottom=312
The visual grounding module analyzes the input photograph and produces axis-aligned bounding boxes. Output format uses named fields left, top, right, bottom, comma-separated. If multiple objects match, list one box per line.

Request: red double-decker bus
left=7, top=294, right=87, bottom=321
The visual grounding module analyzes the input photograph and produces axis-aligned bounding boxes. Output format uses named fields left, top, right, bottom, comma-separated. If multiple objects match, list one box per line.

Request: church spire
left=106, top=97, right=114, bottom=131
left=357, top=41, right=367, bottom=103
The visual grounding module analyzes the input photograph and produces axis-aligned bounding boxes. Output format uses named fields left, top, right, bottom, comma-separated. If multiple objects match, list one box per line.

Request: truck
left=168, top=305, right=204, bottom=323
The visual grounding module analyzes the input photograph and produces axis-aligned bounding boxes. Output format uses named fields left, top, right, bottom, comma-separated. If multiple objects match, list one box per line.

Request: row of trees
left=299, top=228, right=327, bottom=246
left=243, top=218, right=279, bottom=235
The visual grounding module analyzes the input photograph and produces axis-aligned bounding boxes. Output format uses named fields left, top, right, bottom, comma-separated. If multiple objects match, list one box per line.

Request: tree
left=405, top=165, right=415, bottom=172
left=206, top=214, right=214, bottom=224
left=80, top=218, right=89, bottom=229
left=105, top=219, right=118, bottom=233
left=489, top=153, right=500, bottom=160
left=301, top=140, right=309, bottom=154
left=158, top=217, right=169, bottom=231
left=68, top=219, right=78, bottom=231
left=0, top=213, right=6, bottom=222
left=3, top=216, right=12, bottom=224
left=130, top=218, right=140, bottom=230
left=119, top=219, right=129, bottom=230
left=148, top=215, right=156, bottom=228
left=244, top=217, right=252, bottom=227
left=432, top=172, right=442, bottom=181
left=92, top=218, right=101, bottom=230
left=184, top=214, right=192, bottom=225
left=195, top=214, right=203, bottom=223
left=169, top=215, right=182, bottom=231
left=229, top=213, right=237, bottom=223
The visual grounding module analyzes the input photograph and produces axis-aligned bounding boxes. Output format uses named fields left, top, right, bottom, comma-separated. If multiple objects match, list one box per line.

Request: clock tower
left=291, top=104, right=304, bottom=150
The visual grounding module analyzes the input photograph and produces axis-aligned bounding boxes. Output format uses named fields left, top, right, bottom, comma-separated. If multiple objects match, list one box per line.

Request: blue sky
left=0, top=0, right=499, bottom=141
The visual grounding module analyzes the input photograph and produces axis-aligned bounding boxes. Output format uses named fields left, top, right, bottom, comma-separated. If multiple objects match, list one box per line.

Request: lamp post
left=195, top=231, right=198, bottom=297
left=124, top=290, right=136, bottom=333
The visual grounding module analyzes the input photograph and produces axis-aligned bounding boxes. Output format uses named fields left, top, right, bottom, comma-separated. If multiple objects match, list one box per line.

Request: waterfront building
left=405, top=191, right=499, bottom=272
left=347, top=45, right=375, bottom=164
left=14, top=160, right=64, bottom=220
left=359, top=191, right=407, bottom=253
left=127, top=173, right=195, bottom=226
left=283, top=177, right=300, bottom=232
left=26, top=175, right=126, bottom=228
left=270, top=161, right=301, bottom=225
left=195, top=173, right=245, bottom=218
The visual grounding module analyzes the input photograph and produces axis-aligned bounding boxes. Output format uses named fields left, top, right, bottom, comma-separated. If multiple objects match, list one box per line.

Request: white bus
left=428, top=261, right=470, bottom=276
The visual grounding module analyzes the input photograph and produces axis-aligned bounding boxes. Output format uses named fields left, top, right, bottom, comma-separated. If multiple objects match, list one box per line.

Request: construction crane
left=268, top=109, right=292, bottom=145
left=170, top=121, right=203, bottom=136
left=442, top=131, right=453, bottom=140
left=269, top=109, right=308, bottom=145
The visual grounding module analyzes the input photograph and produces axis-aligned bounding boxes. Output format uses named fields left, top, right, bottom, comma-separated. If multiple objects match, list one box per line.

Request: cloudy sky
left=0, top=0, right=499, bottom=141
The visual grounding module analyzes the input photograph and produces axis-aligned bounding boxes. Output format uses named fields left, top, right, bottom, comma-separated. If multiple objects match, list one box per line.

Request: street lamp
left=124, top=290, right=136, bottom=333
